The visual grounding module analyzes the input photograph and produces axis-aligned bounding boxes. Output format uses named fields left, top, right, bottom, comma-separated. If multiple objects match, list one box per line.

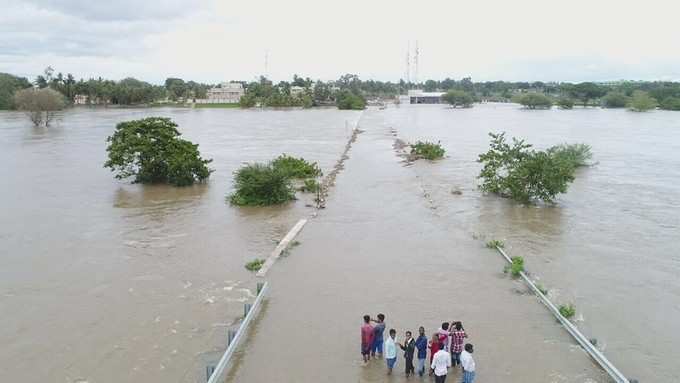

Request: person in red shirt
left=450, top=321, right=468, bottom=367
left=428, top=332, right=441, bottom=376
left=361, top=314, right=374, bottom=363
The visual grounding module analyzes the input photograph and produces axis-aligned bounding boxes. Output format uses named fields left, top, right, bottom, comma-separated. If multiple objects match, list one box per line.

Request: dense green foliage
left=13, top=88, right=66, bottom=126
left=547, top=143, right=593, bottom=167
left=556, top=97, right=574, bottom=109
left=245, top=259, right=265, bottom=271
left=271, top=154, right=321, bottom=178
left=601, top=91, right=628, bottom=108
left=508, top=256, right=525, bottom=277
left=229, top=163, right=295, bottom=206
left=104, top=117, right=213, bottom=186
left=514, top=93, right=553, bottom=109
left=410, top=141, right=446, bottom=160
left=660, top=96, right=680, bottom=110
left=443, top=89, right=474, bottom=108
left=564, top=82, right=606, bottom=107
left=336, top=90, right=366, bottom=110
left=559, top=304, right=576, bottom=319
left=478, top=133, right=577, bottom=204
left=0, top=73, right=31, bottom=109
left=628, top=90, right=657, bottom=111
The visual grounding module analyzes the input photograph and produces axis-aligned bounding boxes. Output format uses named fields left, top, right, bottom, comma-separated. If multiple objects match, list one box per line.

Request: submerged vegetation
left=230, top=163, right=295, bottom=206
left=230, top=155, right=321, bottom=206
left=559, top=304, right=576, bottom=319
left=547, top=143, right=593, bottom=167
left=556, top=97, right=574, bottom=109
left=514, top=93, right=553, bottom=109
left=478, top=133, right=581, bottom=204
left=410, top=141, right=446, bottom=160
left=443, top=89, right=474, bottom=108
left=271, top=154, right=321, bottom=179
left=505, top=256, right=525, bottom=277
left=104, top=117, right=213, bottom=186
left=628, top=90, right=658, bottom=112
left=245, top=259, right=265, bottom=272
left=335, top=89, right=366, bottom=110
left=486, top=239, right=505, bottom=249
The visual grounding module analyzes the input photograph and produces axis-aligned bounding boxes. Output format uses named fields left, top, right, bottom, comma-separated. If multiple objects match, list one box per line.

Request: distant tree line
left=3, top=67, right=680, bottom=112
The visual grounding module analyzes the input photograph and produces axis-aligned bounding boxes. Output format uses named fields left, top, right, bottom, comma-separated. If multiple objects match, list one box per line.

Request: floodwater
left=2, top=104, right=679, bottom=383
left=0, top=107, right=361, bottom=383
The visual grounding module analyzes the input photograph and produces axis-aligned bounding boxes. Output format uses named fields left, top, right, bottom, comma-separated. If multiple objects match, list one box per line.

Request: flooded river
left=0, top=107, right=361, bottom=383
left=1, top=104, right=678, bottom=382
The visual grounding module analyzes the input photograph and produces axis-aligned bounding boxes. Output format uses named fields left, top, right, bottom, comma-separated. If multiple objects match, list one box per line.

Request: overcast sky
left=2, top=0, right=680, bottom=84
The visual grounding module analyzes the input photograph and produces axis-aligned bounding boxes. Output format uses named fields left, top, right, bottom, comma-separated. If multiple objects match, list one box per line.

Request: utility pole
left=414, top=40, right=419, bottom=86
left=405, top=41, right=411, bottom=86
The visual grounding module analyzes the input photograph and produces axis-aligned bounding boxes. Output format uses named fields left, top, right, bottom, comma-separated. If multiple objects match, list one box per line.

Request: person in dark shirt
left=399, top=330, right=416, bottom=377
left=414, top=326, right=428, bottom=377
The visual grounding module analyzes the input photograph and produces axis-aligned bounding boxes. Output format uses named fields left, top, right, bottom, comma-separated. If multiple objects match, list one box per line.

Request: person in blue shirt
left=415, top=326, right=429, bottom=377
left=371, top=313, right=386, bottom=357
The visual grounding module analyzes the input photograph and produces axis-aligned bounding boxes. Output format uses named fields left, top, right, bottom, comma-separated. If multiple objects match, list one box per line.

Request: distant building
left=290, top=86, right=305, bottom=97
left=196, top=82, right=244, bottom=104
left=73, top=94, right=88, bottom=105
left=406, top=89, right=445, bottom=104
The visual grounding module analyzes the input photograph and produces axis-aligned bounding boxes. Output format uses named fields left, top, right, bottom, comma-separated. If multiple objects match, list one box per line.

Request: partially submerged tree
left=660, top=96, right=680, bottom=111
left=628, top=91, right=657, bottom=112
left=13, top=87, right=65, bottom=126
left=104, top=117, right=213, bottom=186
left=442, top=90, right=474, bottom=108
left=336, top=90, right=366, bottom=110
left=601, top=91, right=628, bottom=108
left=478, top=132, right=577, bottom=204
left=556, top=97, right=574, bottom=109
left=229, top=163, right=295, bottom=206
left=514, top=93, right=552, bottom=109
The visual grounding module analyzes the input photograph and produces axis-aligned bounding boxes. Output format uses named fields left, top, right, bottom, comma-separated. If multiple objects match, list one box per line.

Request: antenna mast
left=414, top=40, right=419, bottom=85
left=405, top=41, right=411, bottom=85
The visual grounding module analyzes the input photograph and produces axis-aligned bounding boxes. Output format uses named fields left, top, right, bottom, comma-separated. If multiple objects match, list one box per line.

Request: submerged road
left=225, top=108, right=609, bottom=383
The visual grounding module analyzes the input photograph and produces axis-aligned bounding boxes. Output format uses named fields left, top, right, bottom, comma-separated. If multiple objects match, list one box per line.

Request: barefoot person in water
left=360, top=315, right=374, bottom=363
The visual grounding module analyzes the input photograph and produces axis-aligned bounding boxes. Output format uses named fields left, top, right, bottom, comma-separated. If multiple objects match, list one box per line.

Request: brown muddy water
left=383, top=104, right=680, bottom=383
left=1, top=104, right=678, bottom=383
left=0, top=107, right=361, bottom=383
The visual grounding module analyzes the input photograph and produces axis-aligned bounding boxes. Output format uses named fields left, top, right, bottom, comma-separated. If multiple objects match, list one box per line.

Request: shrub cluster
left=410, top=141, right=446, bottom=160
left=230, top=155, right=321, bottom=206
left=556, top=97, right=574, bottom=109
left=547, top=143, right=593, bottom=167
left=513, top=93, right=553, bottom=109
left=485, top=239, right=505, bottom=249
left=506, top=256, right=524, bottom=277
left=272, top=154, right=321, bottom=178
left=559, top=304, right=576, bottom=319
left=245, top=259, right=265, bottom=271
left=478, top=133, right=579, bottom=204
left=336, top=90, right=366, bottom=110
left=443, top=90, right=474, bottom=108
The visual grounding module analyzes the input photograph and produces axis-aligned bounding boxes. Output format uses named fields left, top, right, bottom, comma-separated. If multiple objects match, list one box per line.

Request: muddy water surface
left=0, top=107, right=361, bottom=383
left=385, top=103, right=680, bottom=382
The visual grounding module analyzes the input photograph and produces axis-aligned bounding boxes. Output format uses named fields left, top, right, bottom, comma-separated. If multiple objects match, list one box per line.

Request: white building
left=196, top=82, right=244, bottom=104
left=290, top=86, right=305, bottom=97
left=400, top=89, right=445, bottom=104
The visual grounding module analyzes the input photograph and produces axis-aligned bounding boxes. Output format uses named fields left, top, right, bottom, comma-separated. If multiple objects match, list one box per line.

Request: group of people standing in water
left=361, top=314, right=476, bottom=383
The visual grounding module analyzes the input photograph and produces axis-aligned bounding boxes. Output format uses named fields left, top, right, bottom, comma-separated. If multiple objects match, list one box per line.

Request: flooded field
left=1, top=104, right=678, bottom=383
left=0, top=107, right=361, bottom=383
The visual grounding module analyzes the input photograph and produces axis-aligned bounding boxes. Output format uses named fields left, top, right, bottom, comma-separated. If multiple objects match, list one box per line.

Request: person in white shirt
left=430, top=342, right=451, bottom=383
left=460, top=343, right=476, bottom=383
left=384, top=328, right=398, bottom=375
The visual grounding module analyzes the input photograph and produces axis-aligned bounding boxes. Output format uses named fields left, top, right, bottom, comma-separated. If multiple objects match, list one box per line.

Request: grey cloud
left=0, top=2, right=185, bottom=58
left=19, top=0, right=202, bottom=21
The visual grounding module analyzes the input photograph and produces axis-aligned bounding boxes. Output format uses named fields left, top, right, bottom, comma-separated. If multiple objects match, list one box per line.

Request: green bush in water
left=245, top=259, right=265, bottom=271
left=486, top=239, right=504, bottom=249
left=411, top=141, right=445, bottom=160
left=229, top=163, right=295, bottom=206
left=547, top=143, right=593, bottom=167
left=272, top=154, right=321, bottom=178
left=559, top=304, right=576, bottom=319
left=509, top=256, right=524, bottom=277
